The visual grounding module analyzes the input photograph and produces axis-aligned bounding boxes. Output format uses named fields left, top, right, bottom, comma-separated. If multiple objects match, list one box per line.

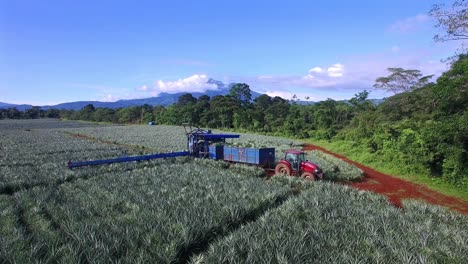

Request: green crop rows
left=1, top=161, right=294, bottom=263
left=1, top=120, right=467, bottom=263
left=306, top=150, right=364, bottom=181
left=196, top=176, right=468, bottom=263
left=59, top=125, right=188, bottom=153
left=0, top=123, right=132, bottom=193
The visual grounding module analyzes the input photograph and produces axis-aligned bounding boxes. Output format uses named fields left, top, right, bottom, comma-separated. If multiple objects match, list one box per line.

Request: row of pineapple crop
left=2, top=167, right=467, bottom=263
left=59, top=125, right=188, bottom=153
left=306, top=150, right=364, bottom=181
left=194, top=176, right=468, bottom=263
left=0, top=118, right=106, bottom=131
left=0, top=127, right=137, bottom=193
left=0, top=160, right=292, bottom=263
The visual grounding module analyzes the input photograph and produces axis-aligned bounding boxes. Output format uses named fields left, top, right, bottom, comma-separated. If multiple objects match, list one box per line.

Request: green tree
left=195, top=95, right=211, bottom=126
left=45, top=108, right=60, bottom=118
left=175, top=94, right=198, bottom=124
left=229, top=83, right=252, bottom=106
left=264, top=96, right=290, bottom=134
left=209, top=95, right=239, bottom=128
left=7, top=108, right=21, bottom=119
left=24, top=106, right=41, bottom=119
left=349, top=90, right=374, bottom=112
left=93, top=108, right=116, bottom=122
left=80, top=104, right=96, bottom=120
left=374, top=68, right=433, bottom=94
left=376, top=86, right=435, bottom=122
left=59, top=109, right=74, bottom=120
left=252, top=94, right=272, bottom=131
left=432, top=54, right=468, bottom=115
left=116, top=107, right=141, bottom=124
left=177, top=93, right=197, bottom=106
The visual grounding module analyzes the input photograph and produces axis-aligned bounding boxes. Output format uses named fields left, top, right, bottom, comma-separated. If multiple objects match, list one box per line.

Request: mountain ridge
left=1, top=79, right=384, bottom=110
left=0, top=80, right=258, bottom=110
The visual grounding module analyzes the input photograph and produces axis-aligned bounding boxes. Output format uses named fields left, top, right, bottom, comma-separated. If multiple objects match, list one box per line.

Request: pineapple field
left=1, top=119, right=467, bottom=263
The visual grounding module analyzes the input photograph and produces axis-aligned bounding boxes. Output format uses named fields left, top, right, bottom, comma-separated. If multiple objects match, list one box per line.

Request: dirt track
left=303, top=144, right=468, bottom=215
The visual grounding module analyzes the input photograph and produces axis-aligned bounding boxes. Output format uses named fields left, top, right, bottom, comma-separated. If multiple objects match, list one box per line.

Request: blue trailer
left=208, top=145, right=224, bottom=160
left=223, top=146, right=275, bottom=168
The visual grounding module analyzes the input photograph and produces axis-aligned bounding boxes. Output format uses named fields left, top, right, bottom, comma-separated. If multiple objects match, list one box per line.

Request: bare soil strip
left=303, top=144, right=468, bottom=215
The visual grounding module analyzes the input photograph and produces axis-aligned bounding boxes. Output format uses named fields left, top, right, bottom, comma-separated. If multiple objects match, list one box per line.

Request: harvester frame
left=67, top=124, right=324, bottom=180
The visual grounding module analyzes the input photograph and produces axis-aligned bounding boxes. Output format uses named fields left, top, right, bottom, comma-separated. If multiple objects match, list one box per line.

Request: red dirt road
left=303, top=144, right=468, bottom=215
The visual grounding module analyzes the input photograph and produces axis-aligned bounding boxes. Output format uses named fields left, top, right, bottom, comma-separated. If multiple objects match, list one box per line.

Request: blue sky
left=0, top=0, right=461, bottom=105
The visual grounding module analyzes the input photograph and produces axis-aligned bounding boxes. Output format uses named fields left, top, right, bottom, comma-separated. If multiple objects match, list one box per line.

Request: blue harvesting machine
left=67, top=124, right=240, bottom=169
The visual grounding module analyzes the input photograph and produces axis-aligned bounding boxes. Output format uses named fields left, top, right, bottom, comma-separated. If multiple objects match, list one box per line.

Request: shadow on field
left=174, top=189, right=300, bottom=264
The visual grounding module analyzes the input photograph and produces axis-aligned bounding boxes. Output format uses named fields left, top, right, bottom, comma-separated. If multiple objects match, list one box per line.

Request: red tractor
left=275, top=150, right=324, bottom=180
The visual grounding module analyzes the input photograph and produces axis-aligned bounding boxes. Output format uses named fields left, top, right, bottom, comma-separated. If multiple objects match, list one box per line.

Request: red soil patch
left=303, top=144, right=468, bottom=215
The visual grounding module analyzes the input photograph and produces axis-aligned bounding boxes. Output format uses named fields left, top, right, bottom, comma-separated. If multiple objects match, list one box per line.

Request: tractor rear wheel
left=275, top=163, right=291, bottom=175
left=301, top=172, right=316, bottom=181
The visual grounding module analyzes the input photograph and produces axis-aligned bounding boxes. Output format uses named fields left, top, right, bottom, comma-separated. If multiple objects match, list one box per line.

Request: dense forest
left=2, top=55, right=467, bottom=188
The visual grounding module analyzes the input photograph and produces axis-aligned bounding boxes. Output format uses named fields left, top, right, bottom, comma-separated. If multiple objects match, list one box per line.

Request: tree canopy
left=229, top=83, right=252, bottom=106
left=429, top=0, right=468, bottom=53
left=374, top=68, right=433, bottom=94
left=430, top=0, right=468, bottom=42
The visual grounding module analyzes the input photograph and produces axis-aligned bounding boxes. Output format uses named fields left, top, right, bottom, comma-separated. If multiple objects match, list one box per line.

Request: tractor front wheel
left=275, top=163, right=291, bottom=175
left=301, top=172, right=316, bottom=181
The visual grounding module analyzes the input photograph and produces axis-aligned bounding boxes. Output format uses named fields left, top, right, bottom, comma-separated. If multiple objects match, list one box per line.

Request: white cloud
left=389, top=14, right=431, bottom=33
left=327, top=63, right=344, bottom=77
left=306, top=63, right=344, bottom=79
left=231, top=63, right=344, bottom=92
left=139, top=74, right=218, bottom=96
left=264, top=90, right=295, bottom=99
left=96, top=90, right=148, bottom=102
left=309, top=67, right=323, bottom=74
left=232, top=49, right=448, bottom=101
left=101, top=94, right=119, bottom=102
left=258, top=75, right=273, bottom=79
left=138, top=85, right=148, bottom=91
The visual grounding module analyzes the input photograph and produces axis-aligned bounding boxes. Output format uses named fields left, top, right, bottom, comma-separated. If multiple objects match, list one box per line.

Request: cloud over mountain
left=139, top=74, right=219, bottom=96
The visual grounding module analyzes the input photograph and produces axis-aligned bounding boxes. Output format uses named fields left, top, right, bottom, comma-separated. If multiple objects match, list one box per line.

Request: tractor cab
left=275, top=150, right=324, bottom=180
left=285, top=150, right=305, bottom=171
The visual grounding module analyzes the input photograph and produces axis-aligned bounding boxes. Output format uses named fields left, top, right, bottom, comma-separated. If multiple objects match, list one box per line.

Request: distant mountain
left=40, top=88, right=236, bottom=110
left=295, top=98, right=385, bottom=106
left=1, top=79, right=262, bottom=111
left=0, top=102, right=34, bottom=111
left=1, top=78, right=384, bottom=110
